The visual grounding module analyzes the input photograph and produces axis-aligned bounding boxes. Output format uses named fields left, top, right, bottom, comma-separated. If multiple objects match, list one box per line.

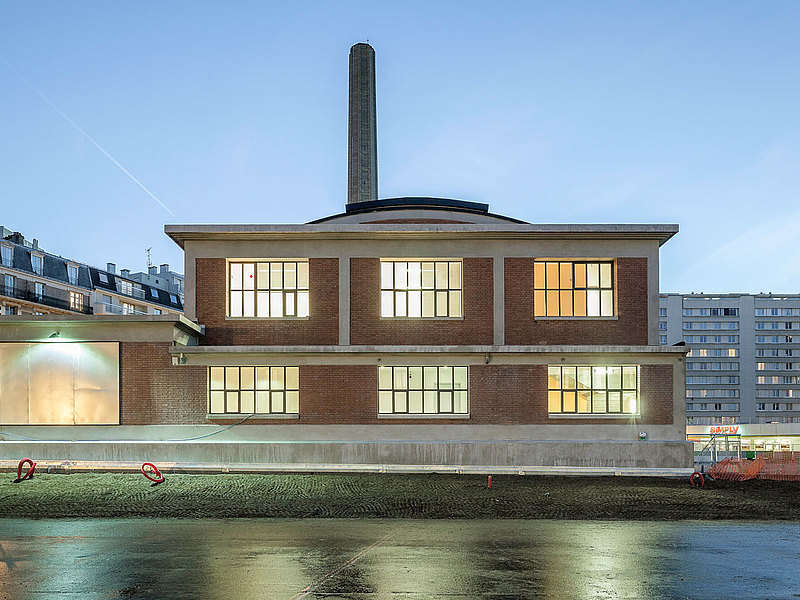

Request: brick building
left=0, top=44, right=691, bottom=471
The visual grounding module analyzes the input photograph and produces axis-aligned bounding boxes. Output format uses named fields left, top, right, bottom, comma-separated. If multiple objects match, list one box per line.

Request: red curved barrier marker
left=14, top=458, right=36, bottom=483
left=141, top=462, right=165, bottom=485
left=689, top=471, right=705, bottom=487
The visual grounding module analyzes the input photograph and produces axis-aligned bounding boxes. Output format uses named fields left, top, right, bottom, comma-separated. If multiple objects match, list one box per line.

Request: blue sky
left=1, top=1, right=798, bottom=292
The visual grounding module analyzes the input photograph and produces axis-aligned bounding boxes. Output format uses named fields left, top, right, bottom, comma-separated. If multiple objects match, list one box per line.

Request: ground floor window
left=548, top=365, right=639, bottom=415
left=378, top=366, right=468, bottom=415
left=209, top=366, right=299, bottom=414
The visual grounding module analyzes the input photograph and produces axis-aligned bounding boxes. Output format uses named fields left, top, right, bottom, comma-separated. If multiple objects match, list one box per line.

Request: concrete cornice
left=165, top=223, right=680, bottom=248
left=0, top=314, right=203, bottom=336
left=170, top=344, right=689, bottom=355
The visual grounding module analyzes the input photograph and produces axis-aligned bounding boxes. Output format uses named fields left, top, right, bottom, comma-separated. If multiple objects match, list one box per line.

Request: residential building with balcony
left=0, top=227, right=183, bottom=317
left=127, top=263, right=185, bottom=303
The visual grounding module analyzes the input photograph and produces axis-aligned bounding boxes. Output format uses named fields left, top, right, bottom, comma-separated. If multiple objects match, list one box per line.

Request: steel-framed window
left=380, top=260, right=462, bottom=318
left=378, top=365, right=468, bottom=414
left=547, top=365, right=639, bottom=414
left=228, top=261, right=309, bottom=318
left=209, top=366, right=299, bottom=414
left=534, top=261, right=614, bottom=317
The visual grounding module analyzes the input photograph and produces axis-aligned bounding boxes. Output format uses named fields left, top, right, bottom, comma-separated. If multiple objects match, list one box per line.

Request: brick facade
left=349, top=257, right=494, bottom=345
left=504, top=257, right=649, bottom=345
left=209, top=363, right=673, bottom=425
left=120, top=342, right=206, bottom=425
left=195, top=257, right=339, bottom=346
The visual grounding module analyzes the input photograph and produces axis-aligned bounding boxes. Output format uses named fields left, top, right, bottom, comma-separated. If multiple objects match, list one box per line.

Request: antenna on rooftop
left=146, top=247, right=152, bottom=268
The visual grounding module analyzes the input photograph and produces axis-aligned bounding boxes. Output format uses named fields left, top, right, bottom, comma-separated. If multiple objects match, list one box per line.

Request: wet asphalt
left=0, top=519, right=798, bottom=599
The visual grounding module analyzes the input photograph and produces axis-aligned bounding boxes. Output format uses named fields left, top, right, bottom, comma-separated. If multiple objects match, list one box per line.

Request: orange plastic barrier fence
left=708, top=454, right=800, bottom=482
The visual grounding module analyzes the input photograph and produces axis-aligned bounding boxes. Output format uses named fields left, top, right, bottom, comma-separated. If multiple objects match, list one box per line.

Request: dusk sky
left=1, top=2, right=798, bottom=293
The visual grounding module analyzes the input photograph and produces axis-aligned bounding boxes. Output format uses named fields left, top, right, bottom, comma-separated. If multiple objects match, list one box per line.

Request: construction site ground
left=1, top=472, right=799, bottom=519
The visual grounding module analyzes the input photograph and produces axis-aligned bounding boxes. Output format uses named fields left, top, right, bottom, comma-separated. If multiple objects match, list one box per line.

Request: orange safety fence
left=708, top=453, right=800, bottom=482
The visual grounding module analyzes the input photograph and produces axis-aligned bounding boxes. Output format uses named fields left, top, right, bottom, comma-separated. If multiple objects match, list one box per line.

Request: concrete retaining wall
left=0, top=440, right=693, bottom=469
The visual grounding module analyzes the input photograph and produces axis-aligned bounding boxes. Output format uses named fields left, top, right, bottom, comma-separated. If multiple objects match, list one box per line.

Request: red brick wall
left=504, top=257, right=649, bottom=345
left=639, top=364, right=675, bottom=425
left=195, top=258, right=339, bottom=346
left=208, top=362, right=673, bottom=425
left=349, top=257, right=494, bottom=345
left=120, top=342, right=206, bottom=425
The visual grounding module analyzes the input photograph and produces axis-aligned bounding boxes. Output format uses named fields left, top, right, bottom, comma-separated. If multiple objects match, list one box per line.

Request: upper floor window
left=548, top=365, right=638, bottom=415
left=31, top=253, right=43, bottom=275
left=533, top=261, right=613, bottom=317
left=380, top=260, right=462, bottom=318
left=34, top=282, right=44, bottom=300
left=98, top=272, right=109, bottom=284
left=67, top=264, right=79, bottom=285
left=1, top=244, right=12, bottom=267
left=229, top=261, right=309, bottom=318
left=3, top=274, right=14, bottom=294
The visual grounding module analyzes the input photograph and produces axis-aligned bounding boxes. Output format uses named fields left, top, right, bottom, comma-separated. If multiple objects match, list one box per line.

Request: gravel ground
left=1, top=472, right=799, bottom=519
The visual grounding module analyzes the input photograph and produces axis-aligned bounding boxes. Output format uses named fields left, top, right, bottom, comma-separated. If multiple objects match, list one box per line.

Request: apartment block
left=660, top=293, right=800, bottom=452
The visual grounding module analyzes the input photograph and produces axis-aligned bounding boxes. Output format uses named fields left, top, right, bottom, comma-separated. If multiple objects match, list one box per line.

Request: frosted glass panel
left=0, top=342, right=119, bottom=425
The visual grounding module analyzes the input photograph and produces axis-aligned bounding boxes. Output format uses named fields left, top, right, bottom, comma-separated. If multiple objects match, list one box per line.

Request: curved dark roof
left=309, top=197, right=527, bottom=224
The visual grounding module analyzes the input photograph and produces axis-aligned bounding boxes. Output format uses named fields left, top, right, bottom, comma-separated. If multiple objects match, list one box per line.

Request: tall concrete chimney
left=348, top=43, right=378, bottom=204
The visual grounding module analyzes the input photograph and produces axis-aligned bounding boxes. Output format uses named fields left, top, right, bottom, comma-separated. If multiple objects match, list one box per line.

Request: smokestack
left=348, top=43, right=378, bottom=204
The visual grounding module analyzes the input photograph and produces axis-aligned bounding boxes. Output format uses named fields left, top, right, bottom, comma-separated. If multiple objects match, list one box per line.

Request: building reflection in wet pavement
left=0, top=519, right=797, bottom=599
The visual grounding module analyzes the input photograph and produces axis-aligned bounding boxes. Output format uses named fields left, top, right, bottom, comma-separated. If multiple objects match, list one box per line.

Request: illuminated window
left=548, top=365, right=638, bottom=414
left=69, top=291, right=84, bottom=311
left=31, top=253, right=43, bottom=275
left=378, top=366, right=468, bottom=414
left=534, top=261, right=613, bottom=317
left=122, top=302, right=135, bottom=315
left=228, top=261, right=309, bottom=318
left=208, top=366, right=299, bottom=414
left=380, top=260, right=462, bottom=318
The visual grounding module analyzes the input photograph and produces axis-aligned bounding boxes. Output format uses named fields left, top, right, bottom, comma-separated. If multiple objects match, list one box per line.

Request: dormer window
left=1, top=244, right=12, bottom=267
left=31, top=253, right=43, bottom=275
left=98, top=272, right=109, bottom=284
left=68, top=264, right=79, bottom=285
